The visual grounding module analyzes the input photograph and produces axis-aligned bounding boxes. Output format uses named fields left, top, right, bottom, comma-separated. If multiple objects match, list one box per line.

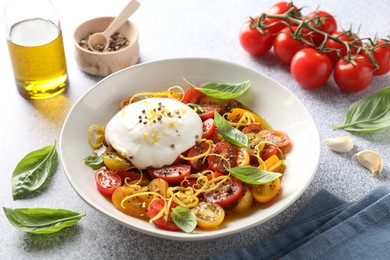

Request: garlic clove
left=353, top=150, right=383, bottom=175
left=325, top=136, right=354, bottom=153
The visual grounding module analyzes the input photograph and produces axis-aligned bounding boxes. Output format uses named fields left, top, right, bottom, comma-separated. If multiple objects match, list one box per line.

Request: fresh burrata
left=104, top=98, right=203, bottom=169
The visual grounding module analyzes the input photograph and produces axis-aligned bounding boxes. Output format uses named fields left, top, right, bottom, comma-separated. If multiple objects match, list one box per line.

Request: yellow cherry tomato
left=112, top=186, right=152, bottom=219
left=191, top=202, right=225, bottom=229
left=236, top=147, right=250, bottom=166
left=103, top=151, right=132, bottom=171
left=252, top=177, right=281, bottom=203
left=226, top=108, right=272, bottom=129
left=233, top=185, right=253, bottom=213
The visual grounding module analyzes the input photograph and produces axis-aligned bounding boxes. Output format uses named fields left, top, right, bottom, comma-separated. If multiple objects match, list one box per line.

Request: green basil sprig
left=333, top=86, right=390, bottom=133
left=84, top=154, right=104, bottom=170
left=228, top=166, right=282, bottom=184
left=12, top=143, right=58, bottom=200
left=171, top=206, right=197, bottom=233
left=3, top=207, right=86, bottom=234
left=184, top=78, right=251, bottom=99
left=214, top=112, right=248, bottom=147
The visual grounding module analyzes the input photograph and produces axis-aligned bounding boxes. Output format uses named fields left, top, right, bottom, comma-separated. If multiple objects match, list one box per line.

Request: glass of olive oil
left=5, top=0, right=68, bottom=100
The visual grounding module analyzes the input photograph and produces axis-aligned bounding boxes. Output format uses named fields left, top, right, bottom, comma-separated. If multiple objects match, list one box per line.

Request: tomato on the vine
left=362, top=39, right=390, bottom=76
left=267, top=1, right=302, bottom=34
left=325, top=31, right=362, bottom=65
left=334, top=55, right=374, bottom=93
left=273, top=26, right=310, bottom=64
left=290, top=48, right=333, bottom=89
left=239, top=17, right=276, bottom=56
left=307, top=10, right=337, bottom=46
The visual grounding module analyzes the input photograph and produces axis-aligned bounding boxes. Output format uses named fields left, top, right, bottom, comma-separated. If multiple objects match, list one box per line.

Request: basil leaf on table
left=227, top=166, right=282, bottom=184
left=333, top=86, right=390, bottom=133
left=12, top=143, right=58, bottom=200
left=214, top=112, right=248, bottom=147
left=171, top=206, right=197, bottom=233
left=3, top=207, right=86, bottom=234
left=184, top=78, right=251, bottom=99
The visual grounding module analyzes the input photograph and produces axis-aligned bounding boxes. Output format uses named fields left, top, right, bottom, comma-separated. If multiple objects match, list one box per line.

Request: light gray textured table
left=1, top=0, right=389, bottom=259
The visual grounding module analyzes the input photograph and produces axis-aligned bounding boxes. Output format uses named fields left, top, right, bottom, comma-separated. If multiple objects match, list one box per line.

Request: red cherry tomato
left=307, top=10, right=337, bottom=46
left=273, top=26, right=310, bottom=64
left=116, top=170, right=144, bottom=183
left=267, top=1, right=302, bottom=33
left=259, top=130, right=292, bottom=153
left=147, top=198, right=180, bottom=231
left=147, top=164, right=191, bottom=184
left=181, top=88, right=206, bottom=104
left=208, top=141, right=238, bottom=174
left=362, top=39, right=390, bottom=76
left=202, top=177, right=244, bottom=207
left=291, top=48, right=333, bottom=89
left=95, top=169, right=122, bottom=196
left=334, top=55, right=374, bottom=93
left=202, top=118, right=216, bottom=139
left=242, top=123, right=263, bottom=134
left=260, top=144, right=279, bottom=160
left=187, top=142, right=210, bottom=171
left=198, top=103, right=221, bottom=121
left=239, top=17, right=276, bottom=56
left=325, top=31, right=362, bottom=65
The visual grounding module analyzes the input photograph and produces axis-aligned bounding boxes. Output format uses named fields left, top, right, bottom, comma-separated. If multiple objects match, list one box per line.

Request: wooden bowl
left=73, top=17, right=139, bottom=76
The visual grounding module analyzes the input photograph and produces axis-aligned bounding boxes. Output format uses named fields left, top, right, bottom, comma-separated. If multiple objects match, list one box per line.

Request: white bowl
left=60, top=58, right=320, bottom=241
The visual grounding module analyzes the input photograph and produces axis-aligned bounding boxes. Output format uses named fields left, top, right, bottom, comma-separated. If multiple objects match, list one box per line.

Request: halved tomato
left=147, top=198, right=180, bottom=231
left=147, top=164, right=191, bottom=184
left=202, top=177, right=244, bottom=207
left=208, top=141, right=238, bottom=174
left=181, top=88, right=206, bottom=104
left=202, top=118, right=216, bottom=139
left=258, top=130, right=292, bottom=153
left=198, top=103, right=222, bottom=121
left=191, top=202, right=225, bottom=229
left=187, top=142, right=210, bottom=171
left=95, top=169, right=122, bottom=196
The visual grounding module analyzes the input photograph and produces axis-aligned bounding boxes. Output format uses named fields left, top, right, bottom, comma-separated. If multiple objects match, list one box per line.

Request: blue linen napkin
left=208, top=186, right=390, bottom=260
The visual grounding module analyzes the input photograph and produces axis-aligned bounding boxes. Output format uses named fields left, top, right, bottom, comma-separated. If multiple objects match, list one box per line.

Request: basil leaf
left=84, top=154, right=104, bottom=170
left=227, top=166, right=282, bottom=184
left=333, top=86, right=390, bottom=133
left=12, top=143, right=58, bottom=200
left=3, top=207, right=86, bottom=234
left=184, top=78, right=251, bottom=99
left=187, top=103, right=205, bottom=114
left=214, top=112, right=248, bottom=147
left=171, top=206, right=197, bottom=233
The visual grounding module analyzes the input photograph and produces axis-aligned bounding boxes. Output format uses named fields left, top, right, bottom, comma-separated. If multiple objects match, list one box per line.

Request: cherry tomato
left=324, top=31, right=362, bottom=65
left=202, top=118, right=216, bottom=139
left=147, top=164, right=191, bottom=184
left=221, top=99, right=246, bottom=114
left=334, top=55, right=374, bottom=93
left=239, top=17, right=275, bottom=56
left=191, top=202, right=225, bottom=229
left=181, top=87, right=206, bottom=104
left=233, top=185, right=253, bottom=213
left=147, top=178, right=169, bottom=198
left=208, top=141, right=238, bottom=174
left=95, top=169, right=122, bottom=196
left=291, top=48, right=333, bottom=89
left=198, top=102, right=221, bottom=121
left=267, top=1, right=302, bottom=33
left=260, top=143, right=279, bottom=160
left=362, top=39, right=390, bottom=76
left=307, top=10, right=337, bottom=46
left=259, top=129, right=292, bottom=153
left=103, top=151, right=132, bottom=171
left=116, top=170, right=145, bottom=183
left=273, top=26, right=310, bottom=64
left=252, top=177, right=281, bottom=203
left=242, top=123, right=263, bottom=134
left=202, top=177, right=244, bottom=207
left=187, top=142, right=210, bottom=171
left=236, top=147, right=250, bottom=167
left=112, top=186, right=151, bottom=219
left=147, top=199, right=180, bottom=231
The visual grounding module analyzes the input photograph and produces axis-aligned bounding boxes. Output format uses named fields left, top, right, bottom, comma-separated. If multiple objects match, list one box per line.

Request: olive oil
left=7, top=18, right=67, bottom=99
